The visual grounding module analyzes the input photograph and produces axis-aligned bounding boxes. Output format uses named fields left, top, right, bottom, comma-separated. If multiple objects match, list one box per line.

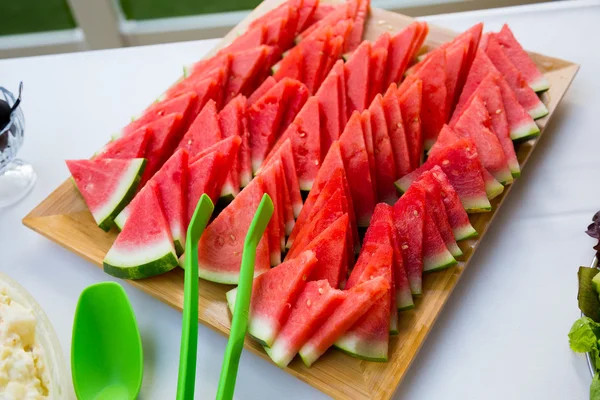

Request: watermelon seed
left=496, top=109, right=502, bottom=114
left=402, top=244, right=409, bottom=250
left=442, top=160, right=450, bottom=166
left=318, top=287, right=324, bottom=294
left=229, top=234, right=236, bottom=241
left=396, top=122, right=402, bottom=129
left=302, top=274, right=307, bottom=281
left=413, top=210, right=418, bottom=216
left=314, top=160, right=319, bottom=166
left=299, top=131, right=306, bottom=138
left=158, top=110, right=164, bottom=116
left=307, top=299, right=312, bottom=307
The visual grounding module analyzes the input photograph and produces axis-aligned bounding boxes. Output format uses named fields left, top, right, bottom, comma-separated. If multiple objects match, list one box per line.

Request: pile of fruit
left=66, top=0, right=549, bottom=367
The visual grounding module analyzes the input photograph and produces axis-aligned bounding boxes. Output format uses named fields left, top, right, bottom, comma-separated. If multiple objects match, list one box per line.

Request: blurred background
left=1, top=0, right=551, bottom=59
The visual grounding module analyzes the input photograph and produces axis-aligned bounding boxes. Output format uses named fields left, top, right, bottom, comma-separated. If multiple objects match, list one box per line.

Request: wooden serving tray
left=23, top=1, right=578, bottom=398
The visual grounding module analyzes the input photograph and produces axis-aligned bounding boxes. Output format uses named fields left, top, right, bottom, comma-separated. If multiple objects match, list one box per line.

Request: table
left=1, top=1, right=598, bottom=398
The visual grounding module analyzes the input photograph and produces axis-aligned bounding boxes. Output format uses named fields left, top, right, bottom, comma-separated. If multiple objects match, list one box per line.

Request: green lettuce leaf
left=569, top=317, right=600, bottom=353
left=592, top=373, right=600, bottom=400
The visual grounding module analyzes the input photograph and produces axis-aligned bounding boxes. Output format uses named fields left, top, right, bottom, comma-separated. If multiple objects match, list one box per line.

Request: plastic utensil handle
left=177, top=194, right=214, bottom=400
left=216, top=194, right=273, bottom=400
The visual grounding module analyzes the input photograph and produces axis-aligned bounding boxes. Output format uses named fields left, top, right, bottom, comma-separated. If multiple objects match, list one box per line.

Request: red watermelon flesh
left=485, top=35, right=547, bottom=119
left=226, top=25, right=266, bottom=54
left=297, top=0, right=320, bottom=32
left=392, top=188, right=425, bottom=295
left=468, top=73, right=520, bottom=177
left=413, top=49, right=447, bottom=150
left=218, top=95, right=246, bottom=196
left=190, top=64, right=231, bottom=110
left=385, top=22, right=419, bottom=87
left=316, top=65, right=342, bottom=156
left=122, top=91, right=197, bottom=137
left=360, top=109, right=378, bottom=197
left=412, top=171, right=462, bottom=258
left=421, top=195, right=457, bottom=272
left=139, top=113, right=184, bottom=187
left=227, top=250, right=318, bottom=347
left=265, top=280, right=345, bottom=368
left=276, top=155, right=295, bottom=235
left=307, top=4, right=335, bottom=27
left=247, top=81, right=288, bottom=173
left=248, top=1, right=296, bottom=31
left=177, top=100, right=222, bottom=158
left=166, top=73, right=220, bottom=115
left=345, top=0, right=369, bottom=52
left=96, top=127, right=150, bottom=160
left=301, top=37, right=329, bottom=94
left=333, top=60, right=348, bottom=128
left=260, top=162, right=285, bottom=266
left=345, top=41, right=371, bottom=116
left=197, top=176, right=270, bottom=284
left=450, top=96, right=513, bottom=185
left=319, top=35, right=345, bottom=90
left=373, top=31, right=391, bottom=52
left=248, top=76, right=276, bottom=107
left=299, top=276, right=389, bottom=367
left=187, top=151, right=228, bottom=224
left=280, top=79, right=310, bottom=132
left=496, top=24, right=549, bottom=92
left=304, top=214, right=350, bottom=288
left=396, top=137, right=491, bottom=213
left=287, top=97, right=321, bottom=191
left=287, top=188, right=345, bottom=260
left=385, top=205, right=414, bottom=310
left=264, top=138, right=303, bottom=218
left=445, top=44, right=468, bottom=116
left=430, top=166, right=477, bottom=240
left=226, top=46, right=270, bottom=102
left=67, top=158, right=146, bottom=232
left=398, top=78, right=423, bottom=169
left=336, top=244, right=393, bottom=361
left=103, top=181, right=178, bottom=280
left=382, top=83, right=411, bottom=178
left=265, top=15, right=296, bottom=50
left=368, top=47, right=388, bottom=104
left=339, top=111, right=376, bottom=227
left=273, top=46, right=303, bottom=82
left=452, top=49, right=539, bottom=141
left=298, top=2, right=349, bottom=41
left=369, top=94, right=398, bottom=205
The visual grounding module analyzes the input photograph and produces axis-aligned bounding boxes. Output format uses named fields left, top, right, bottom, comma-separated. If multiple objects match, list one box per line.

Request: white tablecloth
left=1, top=1, right=598, bottom=398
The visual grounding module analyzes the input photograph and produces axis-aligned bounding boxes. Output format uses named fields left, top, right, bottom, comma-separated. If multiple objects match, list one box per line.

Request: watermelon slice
left=298, top=1, right=353, bottom=42
left=392, top=187, right=425, bottom=295
left=382, top=83, right=411, bottom=178
left=368, top=46, right=388, bottom=104
left=412, top=171, right=462, bottom=258
left=279, top=79, right=310, bottom=132
left=300, top=37, right=329, bottom=94
left=452, top=49, right=539, bottom=141
left=287, top=97, right=321, bottom=190
left=339, top=111, right=376, bottom=226
left=265, top=280, right=345, bottom=368
left=485, top=35, right=548, bottom=120
left=398, top=78, right=423, bottom=169
left=187, top=150, right=229, bottom=224
left=336, top=245, right=393, bottom=361
left=316, top=64, right=342, bottom=156
left=177, top=100, right=222, bottom=158
left=305, top=214, right=350, bottom=288
left=445, top=44, right=468, bottom=116
left=226, top=25, right=266, bottom=54
left=264, top=14, right=296, bottom=50
left=275, top=156, right=295, bottom=235
left=385, top=22, right=421, bottom=87
left=344, top=0, right=368, bottom=52
left=226, top=46, right=270, bottom=102
left=360, top=109, right=377, bottom=197
left=248, top=77, right=277, bottom=107
left=218, top=95, right=246, bottom=198
left=96, top=127, right=150, bottom=160
left=296, top=0, right=319, bottom=31
left=449, top=96, right=513, bottom=185
left=496, top=24, right=549, bottom=92
left=319, top=32, right=345, bottom=87
left=430, top=166, right=477, bottom=240
left=413, top=49, right=447, bottom=150
left=421, top=194, right=457, bottom=272
left=103, top=181, right=178, bottom=279
left=263, top=138, right=303, bottom=217
left=468, top=73, right=520, bottom=177
left=305, top=3, right=334, bottom=28
left=333, top=60, right=348, bottom=128
left=272, top=44, right=303, bottom=81
left=260, top=162, right=285, bottom=266
left=299, top=276, right=389, bottom=367
left=345, top=41, right=371, bottom=117
left=67, top=158, right=146, bottom=232
left=369, top=94, right=398, bottom=205
left=196, top=177, right=270, bottom=284
left=226, top=250, right=318, bottom=346
left=396, top=137, right=492, bottom=213
left=385, top=207, right=414, bottom=309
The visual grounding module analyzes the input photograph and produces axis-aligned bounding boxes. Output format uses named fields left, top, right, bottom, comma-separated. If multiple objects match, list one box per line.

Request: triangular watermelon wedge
left=412, top=170, right=462, bottom=258
left=218, top=95, right=246, bottom=198
left=196, top=176, right=270, bottom=284
left=187, top=150, right=229, bottom=225
left=275, top=155, right=295, bottom=236
left=496, top=24, right=549, bottom=92
left=333, top=60, right=348, bottom=128
left=299, top=276, right=389, bottom=367
left=264, top=14, right=296, bottom=51
left=226, top=25, right=266, bottom=54
left=368, top=46, right=388, bottom=105
left=344, top=0, right=369, bottom=53
left=67, top=158, right=146, bottom=232
left=316, top=59, right=343, bottom=155
left=248, top=76, right=276, bottom=107
left=396, top=136, right=492, bottom=213
left=445, top=43, right=468, bottom=116
left=382, top=83, right=411, bottom=178
left=263, top=138, right=303, bottom=218
left=226, top=46, right=271, bottom=102
left=272, top=46, right=303, bottom=81
left=430, top=166, right=477, bottom=240
left=385, top=22, right=422, bottom=88
left=368, top=94, right=398, bottom=205
left=279, top=79, right=310, bottom=132
left=296, top=0, right=320, bottom=32
left=485, top=35, right=548, bottom=120
left=301, top=37, right=329, bottom=94
left=336, top=244, right=393, bottom=361
left=360, top=109, right=377, bottom=197
left=344, top=41, right=371, bottom=116
left=104, top=181, right=178, bottom=279
left=304, top=3, right=335, bottom=28
left=226, top=250, right=318, bottom=346
left=421, top=194, right=457, bottom=272
left=177, top=100, right=222, bottom=158
left=96, top=127, right=150, bottom=160
left=339, top=111, right=376, bottom=226
left=286, top=97, right=321, bottom=191
left=166, top=72, right=222, bottom=115
left=397, top=78, right=423, bottom=169
left=260, top=162, right=285, bottom=266
left=265, top=280, right=346, bottom=368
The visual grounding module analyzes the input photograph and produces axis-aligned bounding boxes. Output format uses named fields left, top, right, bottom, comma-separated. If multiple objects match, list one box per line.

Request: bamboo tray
left=22, top=1, right=579, bottom=398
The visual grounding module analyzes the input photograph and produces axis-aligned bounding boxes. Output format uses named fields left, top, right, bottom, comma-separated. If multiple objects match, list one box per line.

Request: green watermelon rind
left=103, top=241, right=178, bottom=280
left=447, top=242, right=463, bottom=258
left=510, top=120, right=540, bottom=142
left=220, top=181, right=238, bottom=202
left=79, top=159, right=146, bottom=232
left=528, top=101, right=549, bottom=120
left=298, top=344, right=320, bottom=367
left=226, top=288, right=277, bottom=347
left=264, top=341, right=294, bottom=368
left=485, top=177, right=504, bottom=200
left=114, top=206, right=129, bottom=231
left=530, top=76, right=550, bottom=93
left=495, top=169, right=514, bottom=186
left=396, top=289, right=414, bottom=311
left=423, top=251, right=457, bottom=273
left=461, top=196, right=492, bottom=214
left=333, top=336, right=388, bottom=362
left=508, top=159, right=521, bottom=179
left=390, top=319, right=399, bottom=335
left=198, top=263, right=264, bottom=285
left=453, top=224, right=478, bottom=241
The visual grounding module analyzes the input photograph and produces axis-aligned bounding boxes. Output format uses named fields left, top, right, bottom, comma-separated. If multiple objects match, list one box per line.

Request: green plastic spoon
left=72, top=281, right=143, bottom=400
left=217, top=193, right=273, bottom=400
left=177, top=193, right=214, bottom=400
